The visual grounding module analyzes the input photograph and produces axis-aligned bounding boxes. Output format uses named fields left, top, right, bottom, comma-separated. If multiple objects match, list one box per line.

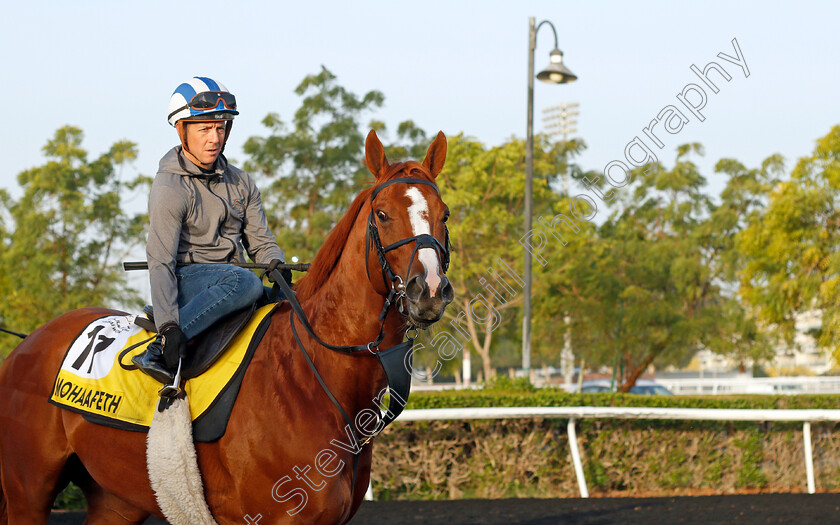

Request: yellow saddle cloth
left=49, top=304, right=275, bottom=437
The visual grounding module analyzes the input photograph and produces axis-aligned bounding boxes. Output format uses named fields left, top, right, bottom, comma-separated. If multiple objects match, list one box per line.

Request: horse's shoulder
left=51, top=307, right=126, bottom=326
left=21, top=307, right=126, bottom=346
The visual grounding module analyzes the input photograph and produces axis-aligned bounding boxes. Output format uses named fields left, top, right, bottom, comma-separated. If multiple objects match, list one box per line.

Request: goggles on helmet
left=187, top=91, right=237, bottom=111
left=168, top=91, right=237, bottom=122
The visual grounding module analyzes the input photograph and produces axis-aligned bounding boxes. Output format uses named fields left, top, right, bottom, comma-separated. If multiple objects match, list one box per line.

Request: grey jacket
left=147, top=147, right=285, bottom=330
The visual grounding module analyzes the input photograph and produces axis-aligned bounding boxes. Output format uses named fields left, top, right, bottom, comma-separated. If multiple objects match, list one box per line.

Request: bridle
left=365, top=176, right=451, bottom=321
left=266, top=175, right=451, bottom=490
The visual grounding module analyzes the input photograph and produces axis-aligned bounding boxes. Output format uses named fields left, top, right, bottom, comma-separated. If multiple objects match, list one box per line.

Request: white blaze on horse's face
left=405, top=187, right=442, bottom=297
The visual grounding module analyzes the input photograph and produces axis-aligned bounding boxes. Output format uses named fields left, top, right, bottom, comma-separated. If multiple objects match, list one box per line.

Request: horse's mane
left=293, top=161, right=433, bottom=301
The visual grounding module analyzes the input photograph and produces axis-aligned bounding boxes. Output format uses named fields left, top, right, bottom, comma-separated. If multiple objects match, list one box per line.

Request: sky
left=2, top=0, right=839, bottom=278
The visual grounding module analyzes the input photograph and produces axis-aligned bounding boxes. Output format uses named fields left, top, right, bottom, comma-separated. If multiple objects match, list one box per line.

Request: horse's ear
left=365, top=130, right=389, bottom=179
left=423, top=131, right=447, bottom=178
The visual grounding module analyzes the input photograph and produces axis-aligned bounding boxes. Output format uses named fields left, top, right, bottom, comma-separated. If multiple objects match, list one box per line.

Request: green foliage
left=437, top=133, right=588, bottom=379
left=539, top=144, right=776, bottom=390
left=585, top=458, right=611, bottom=490
left=240, top=66, right=817, bottom=386
left=373, top=416, right=822, bottom=499
left=703, top=448, right=730, bottom=486
left=735, top=431, right=768, bottom=488
left=381, top=120, right=433, bottom=162
left=242, top=68, right=596, bottom=382
left=662, top=444, right=692, bottom=488
left=53, top=482, right=85, bottom=510
left=243, top=66, right=385, bottom=265
left=737, top=125, right=840, bottom=361
left=482, top=375, right=537, bottom=393
left=0, top=126, right=147, bottom=358
left=405, top=388, right=840, bottom=410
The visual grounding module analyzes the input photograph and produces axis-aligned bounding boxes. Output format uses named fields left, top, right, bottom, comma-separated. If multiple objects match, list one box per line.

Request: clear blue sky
left=3, top=0, right=838, bottom=208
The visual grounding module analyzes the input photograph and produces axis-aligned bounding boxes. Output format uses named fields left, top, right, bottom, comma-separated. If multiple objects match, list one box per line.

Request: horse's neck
left=302, top=263, right=401, bottom=350
left=291, top=232, right=404, bottom=409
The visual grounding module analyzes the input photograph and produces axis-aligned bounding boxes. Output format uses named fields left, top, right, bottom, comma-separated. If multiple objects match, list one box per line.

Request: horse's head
left=364, top=130, right=454, bottom=328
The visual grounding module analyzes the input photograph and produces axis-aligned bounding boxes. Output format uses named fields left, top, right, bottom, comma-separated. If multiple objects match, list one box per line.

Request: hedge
left=369, top=383, right=840, bottom=499
left=54, top=384, right=840, bottom=508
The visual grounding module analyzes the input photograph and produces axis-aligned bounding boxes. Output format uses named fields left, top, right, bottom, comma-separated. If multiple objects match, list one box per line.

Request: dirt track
left=49, top=493, right=840, bottom=524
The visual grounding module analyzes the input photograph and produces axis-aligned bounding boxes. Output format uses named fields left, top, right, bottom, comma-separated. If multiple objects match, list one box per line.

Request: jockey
left=132, top=76, right=291, bottom=384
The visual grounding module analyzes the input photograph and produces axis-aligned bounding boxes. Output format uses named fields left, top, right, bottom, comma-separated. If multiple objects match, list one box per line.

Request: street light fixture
left=523, top=17, right=577, bottom=375
left=537, top=49, right=578, bottom=84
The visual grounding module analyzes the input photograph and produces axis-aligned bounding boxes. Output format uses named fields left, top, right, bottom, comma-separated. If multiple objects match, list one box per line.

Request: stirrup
left=158, top=358, right=183, bottom=398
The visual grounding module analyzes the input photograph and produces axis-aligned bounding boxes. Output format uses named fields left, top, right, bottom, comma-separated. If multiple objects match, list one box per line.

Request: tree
left=0, top=126, right=147, bottom=358
left=432, top=133, right=585, bottom=381
left=550, top=145, right=769, bottom=390
left=243, top=66, right=384, bottom=264
left=700, top=153, right=783, bottom=370
left=737, top=125, right=840, bottom=360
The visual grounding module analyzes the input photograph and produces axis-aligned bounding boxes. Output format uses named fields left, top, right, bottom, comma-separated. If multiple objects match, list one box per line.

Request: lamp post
left=523, top=17, right=577, bottom=375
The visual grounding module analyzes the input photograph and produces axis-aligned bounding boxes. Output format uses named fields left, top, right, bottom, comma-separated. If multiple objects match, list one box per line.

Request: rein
left=0, top=327, right=28, bottom=339
left=268, top=176, right=450, bottom=491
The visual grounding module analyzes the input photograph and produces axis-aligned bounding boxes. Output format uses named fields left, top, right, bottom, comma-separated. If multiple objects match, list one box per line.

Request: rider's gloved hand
left=267, top=258, right=293, bottom=287
left=159, top=322, right=187, bottom=369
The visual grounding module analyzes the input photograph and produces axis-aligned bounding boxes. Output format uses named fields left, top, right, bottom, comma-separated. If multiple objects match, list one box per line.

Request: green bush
left=367, top=389, right=840, bottom=499
left=406, top=387, right=840, bottom=411
left=53, top=483, right=85, bottom=510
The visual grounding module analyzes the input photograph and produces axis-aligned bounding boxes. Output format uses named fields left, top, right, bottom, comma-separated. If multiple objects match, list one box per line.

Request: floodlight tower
left=542, top=102, right=579, bottom=194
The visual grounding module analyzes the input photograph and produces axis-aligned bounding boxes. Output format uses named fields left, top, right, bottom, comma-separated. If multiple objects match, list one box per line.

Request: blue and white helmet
left=167, top=77, right=239, bottom=127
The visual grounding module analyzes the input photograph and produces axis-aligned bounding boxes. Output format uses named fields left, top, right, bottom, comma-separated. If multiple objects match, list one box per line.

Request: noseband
left=365, top=177, right=451, bottom=319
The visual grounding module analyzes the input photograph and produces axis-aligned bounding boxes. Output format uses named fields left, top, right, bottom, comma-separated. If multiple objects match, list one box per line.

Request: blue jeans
left=174, top=264, right=265, bottom=339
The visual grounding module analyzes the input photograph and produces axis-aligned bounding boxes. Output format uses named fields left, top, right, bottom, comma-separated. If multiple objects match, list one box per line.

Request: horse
left=0, top=129, right=453, bottom=524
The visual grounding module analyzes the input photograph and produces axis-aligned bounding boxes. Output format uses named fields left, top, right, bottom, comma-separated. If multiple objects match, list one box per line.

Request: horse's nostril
left=439, top=276, right=454, bottom=304
left=405, top=275, right=426, bottom=302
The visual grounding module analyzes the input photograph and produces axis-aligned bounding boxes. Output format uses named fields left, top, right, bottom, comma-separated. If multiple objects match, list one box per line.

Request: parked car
left=629, top=382, right=674, bottom=395
left=579, top=380, right=613, bottom=393
left=579, top=379, right=673, bottom=395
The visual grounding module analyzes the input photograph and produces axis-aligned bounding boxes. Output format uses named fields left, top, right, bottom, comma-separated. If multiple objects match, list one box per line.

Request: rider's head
left=167, top=77, right=238, bottom=169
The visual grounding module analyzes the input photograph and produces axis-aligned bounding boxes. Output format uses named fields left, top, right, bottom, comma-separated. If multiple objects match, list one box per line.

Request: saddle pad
left=49, top=304, right=276, bottom=441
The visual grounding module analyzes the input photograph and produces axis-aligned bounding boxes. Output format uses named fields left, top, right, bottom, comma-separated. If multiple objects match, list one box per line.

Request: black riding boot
left=132, top=337, right=175, bottom=384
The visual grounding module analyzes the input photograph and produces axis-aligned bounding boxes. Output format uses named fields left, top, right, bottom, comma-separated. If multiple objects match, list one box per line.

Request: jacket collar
left=159, top=146, right=228, bottom=178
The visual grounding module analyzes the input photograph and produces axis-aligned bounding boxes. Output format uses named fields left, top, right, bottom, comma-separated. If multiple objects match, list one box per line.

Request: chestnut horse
left=0, top=130, right=453, bottom=524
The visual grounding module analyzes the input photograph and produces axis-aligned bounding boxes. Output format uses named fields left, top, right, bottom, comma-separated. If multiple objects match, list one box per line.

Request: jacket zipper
left=203, top=177, right=238, bottom=261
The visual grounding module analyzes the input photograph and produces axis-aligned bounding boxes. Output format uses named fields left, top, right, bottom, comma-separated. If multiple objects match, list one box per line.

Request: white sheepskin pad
left=146, top=396, right=218, bottom=525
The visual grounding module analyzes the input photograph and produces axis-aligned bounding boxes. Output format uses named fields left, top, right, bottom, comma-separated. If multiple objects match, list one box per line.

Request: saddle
left=134, top=302, right=257, bottom=380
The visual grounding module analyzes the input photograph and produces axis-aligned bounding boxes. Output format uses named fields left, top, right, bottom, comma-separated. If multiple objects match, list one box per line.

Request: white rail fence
left=413, top=376, right=840, bottom=395
left=657, top=376, right=840, bottom=395
left=369, top=407, right=840, bottom=499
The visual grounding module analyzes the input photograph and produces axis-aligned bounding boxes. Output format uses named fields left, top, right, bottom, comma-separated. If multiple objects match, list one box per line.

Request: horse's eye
left=376, top=210, right=389, bottom=222
left=443, top=211, right=450, bottom=223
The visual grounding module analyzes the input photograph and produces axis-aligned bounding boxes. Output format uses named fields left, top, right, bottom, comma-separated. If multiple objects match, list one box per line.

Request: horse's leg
left=79, top=482, right=150, bottom=525
left=0, top=308, right=118, bottom=524
left=0, top=428, right=68, bottom=524
left=0, top=379, right=73, bottom=524
left=344, top=447, right=374, bottom=524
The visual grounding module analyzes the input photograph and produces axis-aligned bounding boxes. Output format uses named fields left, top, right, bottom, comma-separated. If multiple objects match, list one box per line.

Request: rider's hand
left=159, top=323, right=187, bottom=369
left=267, top=258, right=293, bottom=287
